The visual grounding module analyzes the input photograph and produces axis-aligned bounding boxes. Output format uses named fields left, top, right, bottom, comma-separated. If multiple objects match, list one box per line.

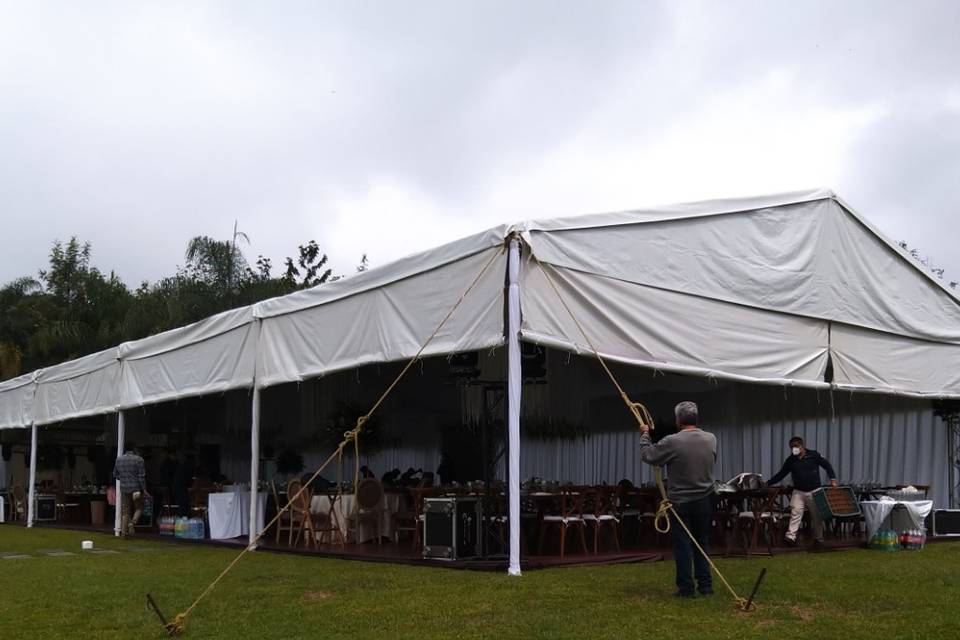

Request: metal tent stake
left=743, top=567, right=767, bottom=612
left=146, top=593, right=175, bottom=636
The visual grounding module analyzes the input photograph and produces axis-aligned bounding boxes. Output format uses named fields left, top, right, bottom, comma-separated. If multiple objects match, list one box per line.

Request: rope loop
left=654, top=498, right=672, bottom=534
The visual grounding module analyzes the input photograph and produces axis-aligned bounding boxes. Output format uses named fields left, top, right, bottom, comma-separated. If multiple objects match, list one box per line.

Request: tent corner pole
left=26, top=423, right=38, bottom=528
left=114, top=410, right=125, bottom=537
left=507, top=236, right=522, bottom=576
left=248, top=384, right=262, bottom=548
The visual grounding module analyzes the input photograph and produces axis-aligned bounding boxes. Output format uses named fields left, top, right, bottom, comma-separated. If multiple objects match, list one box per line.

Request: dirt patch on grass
left=789, top=605, right=816, bottom=622
left=756, top=620, right=777, bottom=628
left=301, top=590, right=335, bottom=604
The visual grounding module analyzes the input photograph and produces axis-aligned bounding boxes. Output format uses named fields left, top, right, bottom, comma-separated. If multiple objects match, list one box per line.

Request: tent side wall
left=118, top=306, right=259, bottom=409
left=0, top=374, right=35, bottom=430
left=33, top=348, right=121, bottom=426
left=514, top=384, right=950, bottom=507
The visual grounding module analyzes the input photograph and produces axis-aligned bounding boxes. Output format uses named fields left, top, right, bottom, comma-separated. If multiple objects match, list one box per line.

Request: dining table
left=860, top=499, right=933, bottom=540
left=309, top=490, right=404, bottom=544
left=208, top=490, right=267, bottom=540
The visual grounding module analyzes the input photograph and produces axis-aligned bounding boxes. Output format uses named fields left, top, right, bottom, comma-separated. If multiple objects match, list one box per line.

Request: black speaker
left=1, top=442, right=10, bottom=461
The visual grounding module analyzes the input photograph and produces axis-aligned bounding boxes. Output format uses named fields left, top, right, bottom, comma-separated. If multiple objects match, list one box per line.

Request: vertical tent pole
left=114, top=410, right=125, bottom=537
left=248, top=384, right=262, bottom=548
left=26, top=423, right=38, bottom=527
left=507, top=236, right=522, bottom=576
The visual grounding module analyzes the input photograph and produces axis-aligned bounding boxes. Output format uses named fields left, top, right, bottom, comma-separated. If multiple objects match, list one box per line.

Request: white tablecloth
left=310, top=492, right=404, bottom=543
left=208, top=491, right=267, bottom=540
left=861, top=500, right=933, bottom=539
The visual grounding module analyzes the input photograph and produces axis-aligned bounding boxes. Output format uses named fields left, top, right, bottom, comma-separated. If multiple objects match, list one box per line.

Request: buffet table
left=860, top=499, right=933, bottom=540
left=208, top=491, right=267, bottom=540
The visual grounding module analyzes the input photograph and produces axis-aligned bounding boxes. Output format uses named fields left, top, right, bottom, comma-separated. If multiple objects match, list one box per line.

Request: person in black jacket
left=766, top=436, right=837, bottom=547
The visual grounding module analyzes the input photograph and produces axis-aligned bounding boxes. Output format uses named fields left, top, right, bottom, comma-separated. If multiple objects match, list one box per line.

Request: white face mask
left=791, top=447, right=801, bottom=456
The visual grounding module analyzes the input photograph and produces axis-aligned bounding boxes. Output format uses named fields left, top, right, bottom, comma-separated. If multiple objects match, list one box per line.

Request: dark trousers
left=671, top=495, right=713, bottom=595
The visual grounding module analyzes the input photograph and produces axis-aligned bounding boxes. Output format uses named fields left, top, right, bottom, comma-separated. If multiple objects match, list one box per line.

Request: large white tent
left=2, top=189, right=958, bottom=573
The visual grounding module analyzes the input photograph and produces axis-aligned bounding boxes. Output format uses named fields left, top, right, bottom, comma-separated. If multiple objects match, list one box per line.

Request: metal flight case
left=422, top=496, right=482, bottom=560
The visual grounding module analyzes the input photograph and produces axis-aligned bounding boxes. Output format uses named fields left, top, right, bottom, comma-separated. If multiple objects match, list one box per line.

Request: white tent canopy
left=254, top=226, right=508, bottom=388
left=519, top=189, right=960, bottom=397
left=1, top=188, right=958, bottom=429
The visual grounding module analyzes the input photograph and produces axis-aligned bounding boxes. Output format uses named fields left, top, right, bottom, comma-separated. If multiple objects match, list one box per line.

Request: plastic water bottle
left=191, top=517, right=204, bottom=540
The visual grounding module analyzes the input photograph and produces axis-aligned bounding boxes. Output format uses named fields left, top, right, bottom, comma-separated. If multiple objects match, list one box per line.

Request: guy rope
left=527, top=249, right=758, bottom=612
left=155, top=244, right=505, bottom=636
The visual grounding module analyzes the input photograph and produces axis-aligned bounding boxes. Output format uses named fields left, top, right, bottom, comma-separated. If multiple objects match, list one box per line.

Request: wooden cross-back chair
left=538, top=485, right=588, bottom=558
left=282, top=479, right=316, bottom=548
left=583, top=485, right=621, bottom=555
left=393, top=485, right=441, bottom=550
left=483, top=486, right=510, bottom=555
left=270, top=482, right=292, bottom=544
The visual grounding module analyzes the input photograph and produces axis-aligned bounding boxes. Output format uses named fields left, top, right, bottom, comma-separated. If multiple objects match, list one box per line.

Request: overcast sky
left=1, top=1, right=958, bottom=289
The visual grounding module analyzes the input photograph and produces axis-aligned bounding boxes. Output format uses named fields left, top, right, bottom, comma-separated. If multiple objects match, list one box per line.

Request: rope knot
left=166, top=613, right=186, bottom=636
left=343, top=416, right=368, bottom=442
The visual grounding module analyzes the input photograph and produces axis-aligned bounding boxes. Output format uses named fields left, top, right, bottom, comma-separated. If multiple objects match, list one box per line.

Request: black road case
left=925, top=509, right=960, bottom=536
left=423, top=496, right=481, bottom=560
left=35, top=495, right=57, bottom=522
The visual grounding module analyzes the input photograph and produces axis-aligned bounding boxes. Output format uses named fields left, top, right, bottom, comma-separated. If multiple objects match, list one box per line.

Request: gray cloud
left=0, top=1, right=958, bottom=288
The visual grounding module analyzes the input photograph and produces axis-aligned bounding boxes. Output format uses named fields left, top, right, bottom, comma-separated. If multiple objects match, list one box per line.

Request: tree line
left=0, top=231, right=368, bottom=380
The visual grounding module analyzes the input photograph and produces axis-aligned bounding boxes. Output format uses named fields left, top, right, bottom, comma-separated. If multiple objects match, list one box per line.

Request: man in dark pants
left=639, top=401, right=717, bottom=598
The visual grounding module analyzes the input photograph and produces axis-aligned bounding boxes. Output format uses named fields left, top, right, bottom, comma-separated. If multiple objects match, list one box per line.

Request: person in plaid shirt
left=113, top=443, right=147, bottom=538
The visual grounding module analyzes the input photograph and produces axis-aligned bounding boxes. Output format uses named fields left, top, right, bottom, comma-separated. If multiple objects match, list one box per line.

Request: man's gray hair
left=675, top=401, right=698, bottom=426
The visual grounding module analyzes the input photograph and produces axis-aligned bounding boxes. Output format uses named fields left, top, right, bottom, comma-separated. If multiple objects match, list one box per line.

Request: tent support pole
left=26, top=423, right=37, bottom=527
left=507, top=236, right=522, bottom=576
left=248, top=384, right=262, bottom=548
left=114, top=411, right=125, bottom=537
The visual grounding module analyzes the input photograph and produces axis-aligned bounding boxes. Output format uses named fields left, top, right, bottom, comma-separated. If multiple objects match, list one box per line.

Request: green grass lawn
left=1, top=526, right=957, bottom=640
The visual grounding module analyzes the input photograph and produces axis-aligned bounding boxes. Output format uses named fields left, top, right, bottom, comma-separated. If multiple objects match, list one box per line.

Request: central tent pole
left=507, top=236, right=522, bottom=576
left=248, top=384, right=262, bottom=548
left=26, top=423, right=37, bottom=527
left=114, top=410, right=125, bottom=537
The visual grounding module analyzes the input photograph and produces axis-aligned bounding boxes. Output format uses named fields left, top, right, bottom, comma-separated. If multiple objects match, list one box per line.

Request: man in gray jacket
left=113, top=443, right=147, bottom=538
left=639, top=401, right=717, bottom=598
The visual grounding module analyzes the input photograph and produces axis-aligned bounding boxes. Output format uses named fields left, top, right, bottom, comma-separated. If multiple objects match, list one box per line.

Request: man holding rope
left=639, top=401, right=717, bottom=598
